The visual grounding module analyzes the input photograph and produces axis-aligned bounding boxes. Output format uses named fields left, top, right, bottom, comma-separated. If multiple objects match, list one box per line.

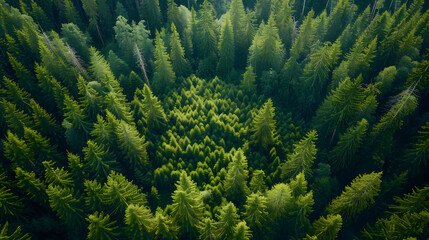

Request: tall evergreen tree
left=124, top=204, right=154, bottom=239
left=139, top=0, right=162, bottom=34
left=153, top=31, right=176, bottom=93
left=309, top=214, right=343, bottom=240
left=250, top=99, right=277, bottom=149
left=86, top=211, right=119, bottom=240
left=326, top=172, right=382, bottom=221
left=281, top=131, right=318, bottom=180
left=83, top=140, right=118, bottom=183
left=169, top=23, right=191, bottom=77
left=217, top=16, right=235, bottom=78
left=224, top=149, right=250, bottom=203
left=214, top=202, right=240, bottom=240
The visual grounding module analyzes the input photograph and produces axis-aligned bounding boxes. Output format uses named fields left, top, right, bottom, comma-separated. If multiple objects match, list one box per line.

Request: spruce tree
left=83, top=140, right=118, bottom=183
left=86, top=211, right=119, bottom=240
left=243, top=193, right=268, bottom=230
left=14, top=167, right=48, bottom=204
left=138, top=84, right=167, bottom=130
left=214, top=202, right=240, bottom=240
left=241, top=66, right=257, bottom=94
left=326, top=172, right=382, bottom=221
left=310, top=214, right=343, bottom=240
left=233, top=221, right=252, bottom=240
left=266, top=183, right=292, bottom=220
left=217, top=16, right=235, bottom=78
left=281, top=131, right=318, bottom=180
left=124, top=204, right=154, bottom=239
left=195, top=1, right=218, bottom=60
left=169, top=23, right=191, bottom=77
left=153, top=32, right=176, bottom=93
left=139, top=0, right=162, bottom=34
left=250, top=99, right=277, bottom=149
left=224, top=149, right=250, bottom=203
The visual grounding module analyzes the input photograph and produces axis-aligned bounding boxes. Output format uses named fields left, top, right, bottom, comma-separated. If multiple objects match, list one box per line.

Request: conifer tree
left=401, top=122, right=429, bottom=178
left=329, top=119, right=368, bottom=171
left=139, top=0, right=162, bottom=34
left=241, top=66, right=257, bottom=94
left=199, top=217, right=215, bottom=240
left=67, top=152, right=86, bottom=192
left=171, top=172, right=203, bottom=238
left=2, top=130, right=35, bottom=172
left=250, top=99, right=277, bottom=149
left=282, top=131, right=318, bottom=180
left=228, top=0, right=252, bottom=68
left=324, top=0, right=354, bottom=42
left=83, top=140, right=118, bottom=183
left=169, top=23, right=191, bottom=77
left=310, top=214, right=343, bottom=240
left=62, top=0, right=84, bottom=28
left=289, top=10, right=316, bottom=61
left=326, top=172, right=382, bottom=221
left=153, top=208, right=177, bottom=240
left=289, top=172, right=308, bottom=197
left=1, top=76, right=31, bottom=113
left=14, top=167, right=48, bottom=204
left=195, top=1, right=218, bottom=60
left=46, top=185, right=84, bottom=238
left=84, top=179, right=104, bottom=211
left=243, top=193, right=268, bottom=230
left=102, top=172, right=147, bottom=216
left=290, top=191, right=314, bottom=236
left=217, top=16, right=235, bottom=78
left=249, top=170, right=267, bottom=193
left=233, top=221, right=252, bottom=240
left=1, top=100, right=31, bottom=138
left=61, top=23, right=90, bottom=62
left=124, top=204, right=154, bottom=239
left=62, top=95, right=92, bottom=152
left=138, top=84, right=167, bottom=130
left=276, top=0, right=295, bottom=52
left=116, top=120, right=148, bottom=169
left=29, top=99, right=63, bottom=143
left=215, top=202, right=240, bottom=240
left=224, top=149, right=250, bottom=203
left=86, top=211, right=119, bottom=240
left=108, top=50, right=130, bottom=78
left=266, top=183, right=292, bottom=219
left=81, top=0, right=104, bottom=46
left=153, top=31, right=176, bottom=93
left=91, top=115, right=117, bottom=149
left=248, top=14, right=284, bottom=76
left=43, top=161, right=74, bottom=189
left=0, top=222, right=30, bottom=240
left=0, top=186, right=22, bottom=220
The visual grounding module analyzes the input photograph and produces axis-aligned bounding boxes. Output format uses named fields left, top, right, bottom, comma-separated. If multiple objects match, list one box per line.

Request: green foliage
left=171, top=172, right=203, bottom=238
left=195, top=1, right=218, bottom=59
left=86, top=211, right=119, bottom=240
left=243, top=193, right=268, bottom=229
left=241, top=66, right=257, bottom=94
left=137, top=84, right=167, bottom=130
left=0, top=186, right=22, bottom=220
left=250, top=99, right=277, bottom=149
left=0, top=222, right=30, bottom=240
left=139, top=0, right=162, bottom=34
left=281, top=131, right=317, bottom=180
left=124, top=204, right=154, bottom=239
left=249, top=170, right=266, bottom=193
left=266, top=183, right=292, bottom=220
left=15, top=167, right=48, bottom=204
left=153, top=32, right=176, bottom=93
left=116, top=120, right=148, bottom=169
left=329, top=119, right=368, bottom=171
left=169, top=23, right=191, bottom=78
left=224, top=149, right=250, bottom=203
left=310, top=214, right=343, bottom=240
left=401, top=122, right=429, bottom=177
left=326, top=172, right=382, bottom=221
left=102, top=172, right=147, bottom=216
left=217, top=16, right=235, bottom=78
left=83, top=140, right=118, bottom=182
left=43, top=161, right=74, bottom=189
left=215, top=202, right=240, bottom=240
left=233, top=221, right=252, bottom=240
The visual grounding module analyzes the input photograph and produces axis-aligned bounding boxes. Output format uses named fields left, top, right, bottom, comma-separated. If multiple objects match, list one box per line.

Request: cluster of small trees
left=0, top=0, right=428, bottom=239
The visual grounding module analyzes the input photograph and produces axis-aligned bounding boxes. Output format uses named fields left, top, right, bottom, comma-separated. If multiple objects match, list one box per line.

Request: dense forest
left=0, top=0, right=428, bottom=239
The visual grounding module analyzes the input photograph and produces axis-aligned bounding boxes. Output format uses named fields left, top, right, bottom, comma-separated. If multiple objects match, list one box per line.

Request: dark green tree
left=83, top=140, right=118, bottom=183
left=217, top=16, right=235, bottom=78
left=86, top=211, right=119, bottom=240
left=214, top=202, right=240, bottom=240
left=310, top=214, right=343, bottom=240
left=250, top=99, right=277, bottom=149
left=224, top=149, right=250, bottom=203
left=169, top=23, right=191, bottom=77
left=153, top=32, right=176, bottom=93
left=139, top=0, right=162, bottom=34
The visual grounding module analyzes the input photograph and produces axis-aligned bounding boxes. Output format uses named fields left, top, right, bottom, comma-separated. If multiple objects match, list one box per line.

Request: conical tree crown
left=251, top=99, right=277, bottom=149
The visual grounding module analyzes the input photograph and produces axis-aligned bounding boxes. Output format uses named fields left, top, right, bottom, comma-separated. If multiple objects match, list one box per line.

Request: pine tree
left=81, top=0, right=104, bottom=46
left=266, top=183, right=292, bottom=220
left=153, top=208, right=177, bottom=240
left=0, top=186, right=22, bottom=220
left=326, top=172, right=382, bottom=221
left=61, top=23, right=90, bottom=62
left=243, top=193, right=268, bottom=230
left=276, top=0, right=295, bottom=52
left=139, top=0, right=162, bottom=34
left=249, top=169, right=267, bottom=193
left=289, top=172, right=308, bottom=197
left=281, top=131, right=318, bottom=180
left=228, top=0, right=252, bottom=68
left=310, top=214, right=343, bottom=240
left=217, top=16, right=235, bottom=78
left=195, top=1, right=218, bottom=59
left=199, top=217, right=215, bottom=240
left=290, top=191, right=314, bottom=236
left=7, top=53, right=37, bottom=97
left=214, top=202, right=240, bottom=240
left=46, top=185, right=84, bottom=238
left=1, top=100, right=31, bottom=138
left=0, top=222, right=31, bottom=240
left=86, top=211, right=119, bottom=240
left=102, top=172, right=147, bottom=216
left=62, top=95, right=92, bottom=152
left=401, top=122, right=429, bottom=178
left=116, top=120, right=148, bottom=169
left=91, top=115, right=117, bottom=149
left=138, top=84, right=167, bottom=130
left=233, top=221, right=252, bottom=240
left=171, top=172, right=203, bottom=238
left=250, top=99, right=277, bottom=149
left=324, top=0, right=354, bottom=42
left=248, top=14, right=285, bottom=76
left=108, top=50, right=130, bottom=78
left=224, top=149, right=250, bottom=203
left=329, top=119, right=368, bottom=171
left=169, top=23, right=191, bottom=77
left=62, top=0, right=83, bottom=28
left=68, top=152, right=86, bottom=192
left=14, top=167, right=48, bottom=204
left=153, top=32, right=176, bottom=93
left=84, top=179, right=104, bottom=211
left=43, top=161, right=74, bottom=189
left=124, top=204, right=154, bottom=239
left=3, top=130, right=36, bottom=172
left=0, top=76, right=31, bottom=113
left=83, top=140, right=118, bottom=183
left=241, top=66, right=257, bottom=94
left=29, top=99, right=63, bottom=144
left=289, top=10, right=316, bottom=61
